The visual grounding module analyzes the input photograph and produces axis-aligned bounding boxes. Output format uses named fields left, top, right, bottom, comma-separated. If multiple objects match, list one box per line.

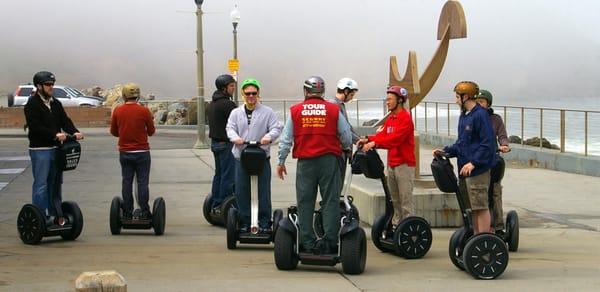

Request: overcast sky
left=1, top=0, right=599, bottom=108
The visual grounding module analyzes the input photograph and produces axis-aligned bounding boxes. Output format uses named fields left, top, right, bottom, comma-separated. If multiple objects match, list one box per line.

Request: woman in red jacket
left=359, top=86, right=415, bottom=230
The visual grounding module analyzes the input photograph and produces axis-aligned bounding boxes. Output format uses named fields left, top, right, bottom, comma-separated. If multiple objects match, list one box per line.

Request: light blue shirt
left=277, top=109, right=352, bottom=165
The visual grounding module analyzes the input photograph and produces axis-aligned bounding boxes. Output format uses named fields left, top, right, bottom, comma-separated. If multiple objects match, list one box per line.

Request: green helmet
left=476, top=89, right=493, bottom=106
left=241, top=78, right=261, bottom=90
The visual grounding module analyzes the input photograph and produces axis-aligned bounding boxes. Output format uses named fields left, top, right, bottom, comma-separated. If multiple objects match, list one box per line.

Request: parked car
left=12, top=84, right=102, bottom=107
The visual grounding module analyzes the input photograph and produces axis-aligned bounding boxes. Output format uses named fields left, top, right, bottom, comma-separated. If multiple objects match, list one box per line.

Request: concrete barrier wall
left=0, top=107, right=111, bottom=128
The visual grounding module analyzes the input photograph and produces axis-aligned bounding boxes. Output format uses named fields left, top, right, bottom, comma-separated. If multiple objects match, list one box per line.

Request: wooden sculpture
left=389, top=0, right=467, bottom=109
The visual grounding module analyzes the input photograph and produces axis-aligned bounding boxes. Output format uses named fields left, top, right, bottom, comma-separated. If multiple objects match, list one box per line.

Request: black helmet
left=33, top=71, right=56, bottom=86
left=303, top=76, right=325, bottom=95
left=215, top=74, right=236, bottom=91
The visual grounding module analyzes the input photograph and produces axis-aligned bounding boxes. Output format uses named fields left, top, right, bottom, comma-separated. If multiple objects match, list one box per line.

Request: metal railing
left=136, top=98, right=599, bottom=156
left=416, top=101, right=599, bottom=156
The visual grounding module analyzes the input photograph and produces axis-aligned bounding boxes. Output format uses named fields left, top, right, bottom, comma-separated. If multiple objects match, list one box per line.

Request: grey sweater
left=226, top=103, right=283, bottom=159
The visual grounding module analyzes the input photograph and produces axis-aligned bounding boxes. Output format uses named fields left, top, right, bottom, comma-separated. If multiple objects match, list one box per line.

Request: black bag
left=430, top=155, right=458, bottom=193
left=240, top=144, right=266, bottom=176
left=56, top=140, right=81, bottom=171
left=351, top=149, right=385, bottom=179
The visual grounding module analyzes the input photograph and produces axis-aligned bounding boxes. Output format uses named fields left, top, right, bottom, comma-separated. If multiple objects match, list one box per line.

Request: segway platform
left=110, top=196, right=166, bottom=235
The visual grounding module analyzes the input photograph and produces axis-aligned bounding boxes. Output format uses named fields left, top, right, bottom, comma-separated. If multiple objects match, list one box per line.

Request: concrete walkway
left=0, top=129, right=599, bottom=291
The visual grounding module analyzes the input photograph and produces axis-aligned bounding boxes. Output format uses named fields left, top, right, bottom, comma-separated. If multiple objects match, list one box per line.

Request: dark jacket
left=24, top=94, right=78, bottom=148
left=487, top=108, right=509, bottom=146
left=444, top=103, right=496, bottom=177
left=207, top=90, right=236, bottom=142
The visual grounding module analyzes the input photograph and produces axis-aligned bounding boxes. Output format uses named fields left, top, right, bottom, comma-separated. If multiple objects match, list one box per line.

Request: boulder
left=508, top=135, right=522, bottom=144
left=523, top=136, right=560, bottom=150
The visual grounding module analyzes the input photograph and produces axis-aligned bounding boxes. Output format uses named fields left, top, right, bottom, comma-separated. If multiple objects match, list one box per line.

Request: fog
left=1, top=0, right=599, bottom=108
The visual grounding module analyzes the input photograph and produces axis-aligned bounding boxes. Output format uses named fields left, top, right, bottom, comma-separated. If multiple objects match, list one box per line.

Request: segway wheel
left=221, top=196, right=237, bottom=226
left=226, top=208, right=238, bottom=250
left=202, top=193, right=219, bottom=226
left=60, top=201, right=84, bottom=241
left=272, top=209, right=284, bottom=238
left=17, top=204, right=45, bottom=245
left=394, top=217, right=432, bottom=259
left=152, top=197, right=166, bottom=236
left=506, top=210, right=519, bottom=252
left=274, top=223, right=298, bottom=270
left=341, top=227, right=367, bottom=275
left=463, top=233, right=509, bottom=280
left=448, top=228, right=468, bottom=270
left=109, top=196, right=122, bottom=235
left=370, top=214, right=387, bottom=253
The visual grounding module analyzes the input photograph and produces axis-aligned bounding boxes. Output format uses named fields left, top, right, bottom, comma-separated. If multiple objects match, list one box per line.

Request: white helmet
left=336, top=78, right=358, bottom=91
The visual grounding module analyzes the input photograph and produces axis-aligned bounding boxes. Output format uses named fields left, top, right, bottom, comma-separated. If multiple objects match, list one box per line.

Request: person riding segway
left=274, top=76, right=366, bottom=275
left=18, top=71, right=84, bottom=245
left=109, top=83, right=165, bottom=236
left=225, top=78, right=284, bottom=248
left=476, top=89, right=519, bottom=251
left=203, top=74, right=238, bottom=227
left=358, top=86, right=432, bottom=259
left=432, top=81, right=509, bottom=279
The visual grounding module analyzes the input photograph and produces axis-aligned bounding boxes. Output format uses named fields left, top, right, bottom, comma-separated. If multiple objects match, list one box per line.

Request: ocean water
left=262, top=97, right=600, bottom=156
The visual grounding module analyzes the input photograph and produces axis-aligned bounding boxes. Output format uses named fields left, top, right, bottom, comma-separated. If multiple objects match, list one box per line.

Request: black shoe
left=123, top=211, right=133, bottom=220
left=239, top=225, right=250, bottom=233
left=132, top=209, right=142, bottom=219
left=140, top=210, right=152, bottom=220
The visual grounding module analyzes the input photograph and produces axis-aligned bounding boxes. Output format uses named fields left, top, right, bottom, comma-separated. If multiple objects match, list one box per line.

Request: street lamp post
left=194, top=0, right=208, bottom=149
left=231, top=5, right=240, bottom=105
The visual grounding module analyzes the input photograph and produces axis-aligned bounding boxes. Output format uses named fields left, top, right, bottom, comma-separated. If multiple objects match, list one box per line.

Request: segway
left=431, top=153, right=509, bottom=279
left=354, top=149, right=433, bottom=259
left=110, top=178, right=166, bottom=236
left=489, top=153, right=519, bottom=252
left=274, top=156, right=367, bottom=275
left=17, top=134, right=84, bottom=245
left=226, top=141, right=283, bottom=249
left=203, top=170, right=237, bottom=226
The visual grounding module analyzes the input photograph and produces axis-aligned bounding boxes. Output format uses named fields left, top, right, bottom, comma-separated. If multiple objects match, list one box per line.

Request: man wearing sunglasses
left=226, top=78, right=282, bottom=233
left=24, top=71, right=83, bottom=226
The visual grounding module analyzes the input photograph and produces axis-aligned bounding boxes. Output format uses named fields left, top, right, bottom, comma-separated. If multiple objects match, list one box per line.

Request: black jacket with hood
left=207, top=90, right=236, bottom=142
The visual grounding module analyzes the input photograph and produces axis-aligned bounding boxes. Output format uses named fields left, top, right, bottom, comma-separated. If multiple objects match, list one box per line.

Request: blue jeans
left=235, top=159, right=272, bottom=228
left=29, top=149, right=63, bottom=217
left=119, top=152, right=151, bottom=213
left=210, top=140, right=235, bottom=208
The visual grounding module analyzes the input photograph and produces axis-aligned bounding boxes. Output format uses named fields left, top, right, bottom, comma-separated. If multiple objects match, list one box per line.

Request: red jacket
left=291, top=98, right=341, bottom=159
left=369, top=109, right=415, bottom=167
left=110, top=102, right=155, bottom=152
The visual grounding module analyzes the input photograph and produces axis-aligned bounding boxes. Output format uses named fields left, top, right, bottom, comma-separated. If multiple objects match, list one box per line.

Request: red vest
left=291, top=97, right=342, bottom=159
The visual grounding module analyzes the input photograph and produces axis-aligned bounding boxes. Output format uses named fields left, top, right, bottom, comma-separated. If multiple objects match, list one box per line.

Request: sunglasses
left=43, top=82, right=55, bottom=87
left=243, top=91, right=258, bottom=96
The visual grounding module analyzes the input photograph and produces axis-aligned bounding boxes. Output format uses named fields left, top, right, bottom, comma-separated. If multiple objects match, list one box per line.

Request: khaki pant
left=459, top=170, right=491, bottom=211
left=492, top=182, right=504, bottom=230
left=387, top=164, right=415, bottom=226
